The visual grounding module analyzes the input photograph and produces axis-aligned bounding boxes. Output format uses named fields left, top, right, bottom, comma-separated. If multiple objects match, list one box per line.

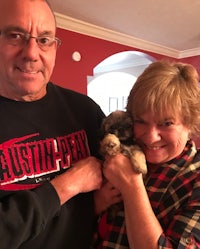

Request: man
left=0, top=0, right=104, bottom=248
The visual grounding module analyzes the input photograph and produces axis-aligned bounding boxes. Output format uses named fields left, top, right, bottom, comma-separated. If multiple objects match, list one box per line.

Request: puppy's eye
left=110, top=125, right=116, bottom=132
left=125, top=124, right=132, bottom=130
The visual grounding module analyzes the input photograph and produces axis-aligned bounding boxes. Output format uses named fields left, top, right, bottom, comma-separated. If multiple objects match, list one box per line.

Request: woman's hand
left=102, top=153, right=142, bottom=193
left=94, top=180, right=122, bottom=215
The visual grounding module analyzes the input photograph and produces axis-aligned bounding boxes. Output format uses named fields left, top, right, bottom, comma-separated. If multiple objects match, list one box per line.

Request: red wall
left=50, top=28, right=200, bottom=148
left=51, top=28, right=200, bottom=95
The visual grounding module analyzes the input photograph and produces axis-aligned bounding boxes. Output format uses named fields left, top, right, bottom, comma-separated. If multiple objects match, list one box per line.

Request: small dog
left=100, top=110, right=147, bottom=174
left=99, top=110, right=147, bottom=222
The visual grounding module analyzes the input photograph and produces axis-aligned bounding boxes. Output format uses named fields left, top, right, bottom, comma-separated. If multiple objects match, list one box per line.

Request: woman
left=95, top=61, right=200, bottom=248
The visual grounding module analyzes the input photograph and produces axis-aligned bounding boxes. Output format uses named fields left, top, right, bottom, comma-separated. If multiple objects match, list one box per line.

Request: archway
left=87, top=51, right=156, bottom=115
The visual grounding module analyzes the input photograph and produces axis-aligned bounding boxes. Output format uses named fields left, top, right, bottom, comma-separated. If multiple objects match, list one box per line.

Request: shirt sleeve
left=158, top=233, right=200, bottom=249
left=0, top=182, right=60, bottom=249
left=157, top=179, right=200, bottom=249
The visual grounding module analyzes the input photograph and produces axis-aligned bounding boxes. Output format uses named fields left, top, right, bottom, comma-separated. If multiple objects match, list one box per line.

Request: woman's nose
left=145, top=126, right=161, bottom=142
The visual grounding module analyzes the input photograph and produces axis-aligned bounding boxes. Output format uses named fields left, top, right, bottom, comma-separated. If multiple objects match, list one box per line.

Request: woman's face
left=133, top=111, right=190, bottom=164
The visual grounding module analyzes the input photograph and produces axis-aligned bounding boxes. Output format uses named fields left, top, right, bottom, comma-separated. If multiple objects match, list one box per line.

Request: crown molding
left=178, top=48, right=200, bottom=58
left=55, top=12, right=200, bottom=59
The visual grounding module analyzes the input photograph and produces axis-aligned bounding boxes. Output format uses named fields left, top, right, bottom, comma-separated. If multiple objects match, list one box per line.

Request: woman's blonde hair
left=126, top=60, right=200, bottom=135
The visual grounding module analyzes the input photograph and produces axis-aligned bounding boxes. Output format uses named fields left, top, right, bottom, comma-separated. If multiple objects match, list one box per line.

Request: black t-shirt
left=0, top=82, right=105, bottom=249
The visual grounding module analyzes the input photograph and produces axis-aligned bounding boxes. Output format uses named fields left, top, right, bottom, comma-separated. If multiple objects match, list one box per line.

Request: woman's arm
left=103, top=154, right=163, bottom=249
left=103, top=153, right=200, bottom=248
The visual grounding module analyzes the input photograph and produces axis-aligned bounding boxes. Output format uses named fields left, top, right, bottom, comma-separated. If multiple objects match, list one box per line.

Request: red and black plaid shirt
left=94, top=140, right=200, bottom=249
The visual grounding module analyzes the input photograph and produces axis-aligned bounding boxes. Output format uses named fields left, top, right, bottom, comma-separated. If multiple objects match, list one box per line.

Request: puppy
left=100, top=110, right=147, bottom=174
left=99, top=110, right=147, bottom=222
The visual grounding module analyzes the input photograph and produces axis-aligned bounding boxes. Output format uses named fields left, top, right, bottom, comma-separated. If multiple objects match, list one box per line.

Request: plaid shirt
left=94, top=140, right=200, bottom=249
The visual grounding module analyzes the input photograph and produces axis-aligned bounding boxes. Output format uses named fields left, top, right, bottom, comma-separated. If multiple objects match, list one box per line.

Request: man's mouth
left=17, top=67, right=40, bottom=74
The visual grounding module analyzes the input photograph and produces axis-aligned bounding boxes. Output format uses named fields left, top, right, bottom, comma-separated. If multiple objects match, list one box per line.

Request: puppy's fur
left=100, top=110, right=147, bottom=174
left=99, top=110, right=147, bottom=222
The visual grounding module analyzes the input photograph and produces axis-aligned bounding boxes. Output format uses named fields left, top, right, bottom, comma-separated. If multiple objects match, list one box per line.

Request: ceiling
left=48, top=0, right=200, bottom=59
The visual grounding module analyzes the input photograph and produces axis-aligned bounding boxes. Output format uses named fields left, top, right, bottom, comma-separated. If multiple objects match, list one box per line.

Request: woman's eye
left=134, top=119, right=145, bottom=124
left=162, top=121, right=174, bottom=127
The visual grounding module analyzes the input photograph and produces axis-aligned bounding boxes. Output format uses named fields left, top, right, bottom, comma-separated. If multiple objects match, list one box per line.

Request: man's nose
left=21, top=38, right=40, bottom=60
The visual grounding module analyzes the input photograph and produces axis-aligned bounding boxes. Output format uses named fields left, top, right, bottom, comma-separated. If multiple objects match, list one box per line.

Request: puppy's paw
left=129, top=145, right=147, bottom=174
left=100, top=133, right=121, bottom=156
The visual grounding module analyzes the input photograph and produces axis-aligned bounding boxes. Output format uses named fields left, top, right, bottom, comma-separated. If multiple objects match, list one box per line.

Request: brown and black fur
left=99, top=110, right=147, bottom=221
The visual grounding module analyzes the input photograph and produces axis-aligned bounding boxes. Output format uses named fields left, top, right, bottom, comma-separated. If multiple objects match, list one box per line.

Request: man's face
left=0, top=0, right=58, bottom=101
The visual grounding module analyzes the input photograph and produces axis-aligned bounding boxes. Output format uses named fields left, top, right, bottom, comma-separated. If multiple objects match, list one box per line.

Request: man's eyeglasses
left=0, top=29, right=62, bottom=51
